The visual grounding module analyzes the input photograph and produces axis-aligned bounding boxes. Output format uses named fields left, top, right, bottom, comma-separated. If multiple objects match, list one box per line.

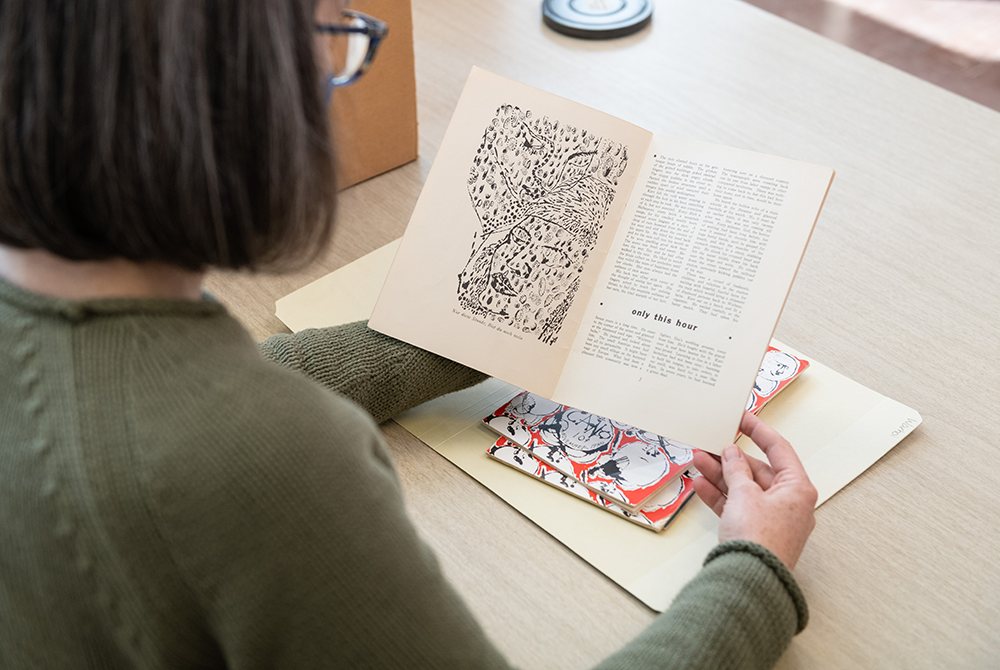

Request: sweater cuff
left=705, top=540, right=809, bottom=634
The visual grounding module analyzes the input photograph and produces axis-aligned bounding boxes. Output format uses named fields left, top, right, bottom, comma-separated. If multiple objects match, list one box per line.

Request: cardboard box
left=329, top=0, right=418, bottom=189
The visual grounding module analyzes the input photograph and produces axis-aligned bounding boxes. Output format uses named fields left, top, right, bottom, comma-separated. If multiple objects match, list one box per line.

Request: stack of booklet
left=480, top=347, right=808, bottom=531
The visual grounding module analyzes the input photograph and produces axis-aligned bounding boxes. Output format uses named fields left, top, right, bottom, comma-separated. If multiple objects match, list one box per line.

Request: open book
left=370, top=68, right=834, bottom=454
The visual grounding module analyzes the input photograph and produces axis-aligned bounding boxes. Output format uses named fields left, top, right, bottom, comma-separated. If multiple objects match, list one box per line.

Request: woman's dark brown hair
left=0, top=0, right=336, bottom=270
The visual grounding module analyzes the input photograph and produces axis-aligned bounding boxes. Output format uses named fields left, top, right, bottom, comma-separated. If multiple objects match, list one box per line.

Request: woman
left=0, top=1, right=817, bottom=668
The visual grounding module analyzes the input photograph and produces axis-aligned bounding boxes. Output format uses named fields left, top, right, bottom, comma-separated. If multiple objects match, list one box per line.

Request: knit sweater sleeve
left=594, top=541, right=808, bottom=670
left=257, top=320, right=489, bottom=423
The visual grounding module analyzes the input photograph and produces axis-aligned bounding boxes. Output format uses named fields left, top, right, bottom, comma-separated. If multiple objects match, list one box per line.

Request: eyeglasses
left=315, top=10, right=388, bottom=88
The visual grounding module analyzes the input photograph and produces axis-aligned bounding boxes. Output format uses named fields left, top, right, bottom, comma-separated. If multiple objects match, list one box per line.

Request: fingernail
left=723, top=445, right=741, bottom=462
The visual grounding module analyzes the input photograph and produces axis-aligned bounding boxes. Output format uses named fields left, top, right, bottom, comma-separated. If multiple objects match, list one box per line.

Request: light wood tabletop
left=205, top=0, right=1000, bottom=667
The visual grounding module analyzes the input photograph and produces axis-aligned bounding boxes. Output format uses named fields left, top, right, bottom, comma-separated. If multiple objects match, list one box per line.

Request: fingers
left=692, top=450, right=724, bottom=492
left=740, top=411, right=806, bottom=476
left=745, top=450, right=775, bottom=489
left=720, top=444, right=755, bottom=493
left=692, top=450, right=728, bottom=516
left=695, top=446, right=774, bottom=492
left=692, top=475, right=726, bottom=517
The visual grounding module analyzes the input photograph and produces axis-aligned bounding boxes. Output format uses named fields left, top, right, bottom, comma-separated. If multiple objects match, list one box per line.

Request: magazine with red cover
left=482, top=348, right=809, bottom=513
left=487, top=436, right=696, bottom=531
left=484, top=391, right=695, bottom=513
left=746, top=347, right=810, bottom=414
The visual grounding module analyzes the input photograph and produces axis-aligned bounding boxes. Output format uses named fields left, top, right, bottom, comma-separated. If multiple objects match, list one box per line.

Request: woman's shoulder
left=124, top=328, right=407, bottom=562
left=132, top=323, right=392, bottom=480
left=73, top=316, right=410, bottom=646
left=116, top=309, right=395, bottom=502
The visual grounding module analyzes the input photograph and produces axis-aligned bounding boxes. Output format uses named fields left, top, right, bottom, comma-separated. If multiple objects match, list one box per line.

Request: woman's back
left=0, top=280, right=512, bottom=669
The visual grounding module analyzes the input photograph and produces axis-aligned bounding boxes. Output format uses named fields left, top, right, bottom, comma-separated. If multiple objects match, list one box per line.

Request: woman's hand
left=692, top=412, right=818, bottom=570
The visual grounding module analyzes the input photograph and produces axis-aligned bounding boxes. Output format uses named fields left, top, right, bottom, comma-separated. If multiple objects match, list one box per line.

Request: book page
left=370, top=68, right=652, bottom=396
left=554, top=135, right=834, bottom=452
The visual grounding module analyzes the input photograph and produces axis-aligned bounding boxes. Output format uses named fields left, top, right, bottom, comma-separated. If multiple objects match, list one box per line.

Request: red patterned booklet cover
left=484, top=391, right=695, bottom=513
left=488, top=436, right=697, bottom=531
left=746, top=347, right=810, bottom=414
left=482, top=347, right=809, bottom=525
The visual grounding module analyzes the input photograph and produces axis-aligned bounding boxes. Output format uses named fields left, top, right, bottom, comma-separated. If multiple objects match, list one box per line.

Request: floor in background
left=743, top=0, right=1000, bottom=112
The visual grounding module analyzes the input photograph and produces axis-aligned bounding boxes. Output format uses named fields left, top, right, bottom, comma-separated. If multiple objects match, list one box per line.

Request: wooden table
left=206, top=0, right=1000, bottom=667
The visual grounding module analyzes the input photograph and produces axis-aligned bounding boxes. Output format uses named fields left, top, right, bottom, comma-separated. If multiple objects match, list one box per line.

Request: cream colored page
left=369, top=68, right=651, bottom=397
left=275, top=239, right=400, bottom=332
left=554, top=135, right=834, bottom=453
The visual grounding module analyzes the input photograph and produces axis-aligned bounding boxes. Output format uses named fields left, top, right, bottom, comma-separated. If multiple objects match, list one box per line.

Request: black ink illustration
left=458, top=105, right=629, bottom=344
left=586, top=428, right=693, bottom=492
left=745, top=348, right=804, bottom=411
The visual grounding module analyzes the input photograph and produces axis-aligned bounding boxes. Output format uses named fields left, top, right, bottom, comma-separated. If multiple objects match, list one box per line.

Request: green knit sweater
left=0, top=278, right=807, bottom=669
